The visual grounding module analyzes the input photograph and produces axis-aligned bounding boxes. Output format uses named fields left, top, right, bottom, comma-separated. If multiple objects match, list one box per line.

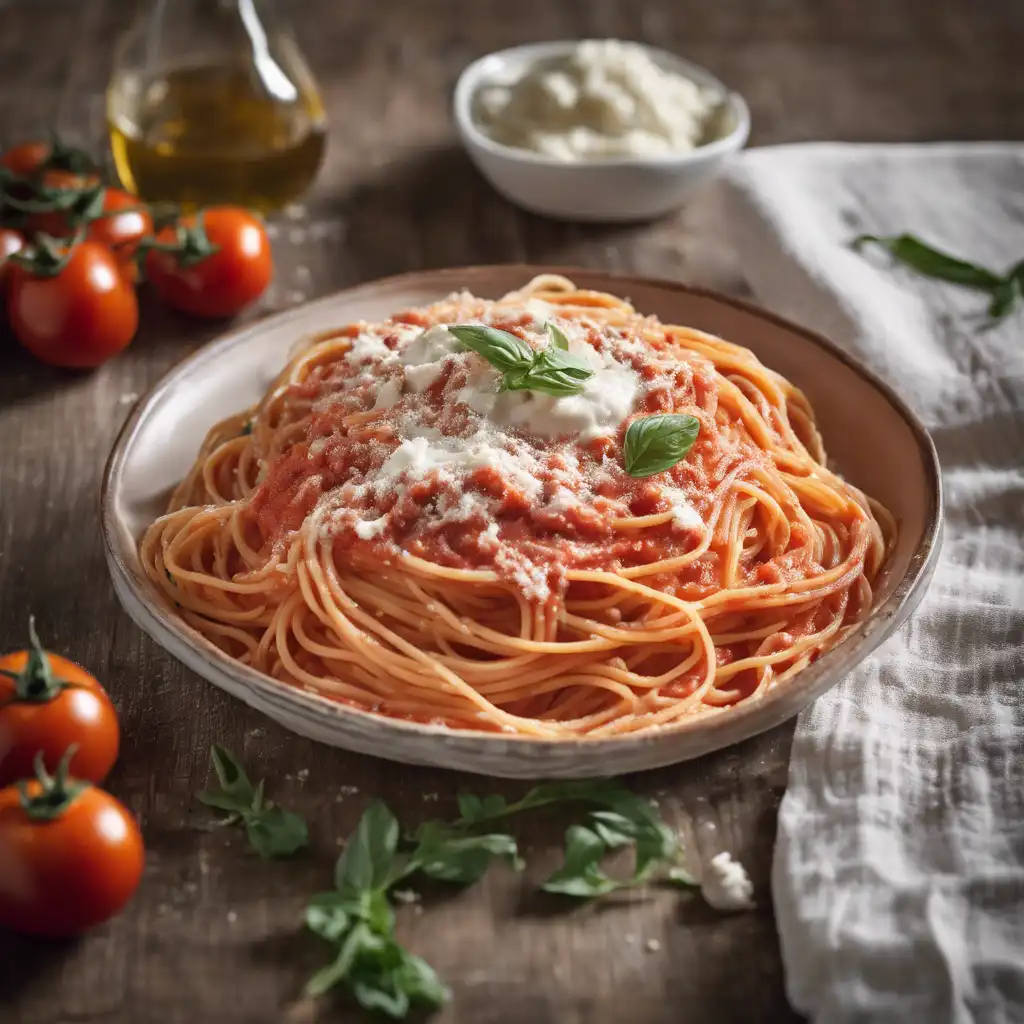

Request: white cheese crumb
left=661, top=487, right=703, bottom=530
left=355, top=517, right=388, bottom=539
left=701, top=852, right=754, bottom=911
left=373, top=378, right=403, bottom=410
left=347, top=331, right=394, bottom=364
left=645, top=938, right=661, bottom=952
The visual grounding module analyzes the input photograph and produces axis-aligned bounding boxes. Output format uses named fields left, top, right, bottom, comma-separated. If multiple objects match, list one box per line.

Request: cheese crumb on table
left=700, top=851, right=755, bottom=911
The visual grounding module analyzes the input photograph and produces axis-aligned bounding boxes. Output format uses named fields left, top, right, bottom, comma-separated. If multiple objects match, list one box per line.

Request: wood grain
left=1, top=1, right=1022, bottom=1022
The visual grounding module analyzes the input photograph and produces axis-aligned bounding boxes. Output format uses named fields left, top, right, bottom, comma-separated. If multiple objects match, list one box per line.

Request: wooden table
left=1, top=2, right=1021, bottom=1022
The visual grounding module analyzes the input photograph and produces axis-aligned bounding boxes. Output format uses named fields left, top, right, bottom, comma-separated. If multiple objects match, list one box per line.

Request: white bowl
left=102, top=266, right=941, bottom=779
left=453, top=40, right=751, bottom=223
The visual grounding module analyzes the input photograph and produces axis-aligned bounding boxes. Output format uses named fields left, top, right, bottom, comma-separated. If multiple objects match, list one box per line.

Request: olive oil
left=108, top=64, right=326, bottom=212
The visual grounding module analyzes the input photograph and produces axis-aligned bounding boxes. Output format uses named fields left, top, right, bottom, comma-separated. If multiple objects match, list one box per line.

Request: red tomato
left=0, top=141, right=51, bottom=177
left=0, top=144, right=98, bottom=181
left=0, top=228, right=25, bottom=292
left=27, top=188, right=152, bottom=282
left=38, top=169, right=100, bottom=190
left=146, top=207, right=272, bottom=318
left=86, top=189, right=152, bottom=271
left=0, top=631, right=119, bottom=787
left=8, top=240, right=139, bottom=368
left=0, top=776, right=144, bottom=937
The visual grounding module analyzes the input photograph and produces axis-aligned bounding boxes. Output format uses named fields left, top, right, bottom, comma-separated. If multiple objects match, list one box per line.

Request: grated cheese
left=473, top=39, right=717, bottom=162
left=457, top=339, right=640, bottom=441
left=354, top=517, right=388, bottom=539
left=701, top=852, right=754, bottom=911
left=660, top=487, right=703, bottom=531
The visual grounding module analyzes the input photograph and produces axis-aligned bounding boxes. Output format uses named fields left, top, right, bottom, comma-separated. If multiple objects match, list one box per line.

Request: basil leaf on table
left=304, top=778, right=698, bottom=1017
left=623, top=414, right=701, bottom=478
left=335, top=798, right=400, bottom=894
left=409, top=821, right=523, bottom=883
left=853, top=233, right=1006, bottom=288
left=541, top=825, right=623, bottom=897
left=853, top=234, right=1024, bottom=324
left=197, top=745, right=308, bottom=858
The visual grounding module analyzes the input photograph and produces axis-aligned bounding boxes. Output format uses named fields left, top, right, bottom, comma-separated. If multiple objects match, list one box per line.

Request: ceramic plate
left=102, top=267, right=942, bottom=778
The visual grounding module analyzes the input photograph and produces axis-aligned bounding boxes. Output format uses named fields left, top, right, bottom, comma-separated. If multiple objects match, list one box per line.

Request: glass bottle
left=106, top=0, right=326, bottom=212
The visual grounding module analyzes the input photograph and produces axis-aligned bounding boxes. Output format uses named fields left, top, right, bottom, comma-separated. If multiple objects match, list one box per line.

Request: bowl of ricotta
left=453, top=39, right=750, bottom=223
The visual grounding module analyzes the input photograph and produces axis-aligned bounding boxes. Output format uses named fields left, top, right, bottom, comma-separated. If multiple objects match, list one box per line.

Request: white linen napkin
left=719, top=143, right=1024, bottom=1024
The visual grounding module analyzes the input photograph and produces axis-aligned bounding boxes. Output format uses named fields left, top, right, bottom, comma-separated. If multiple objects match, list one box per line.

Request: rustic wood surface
left=1, top=2, right=1022, bottom=1022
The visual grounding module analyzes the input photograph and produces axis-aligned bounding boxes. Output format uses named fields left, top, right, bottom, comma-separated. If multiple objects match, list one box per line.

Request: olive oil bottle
left=107, top=0, right=326, bottom=212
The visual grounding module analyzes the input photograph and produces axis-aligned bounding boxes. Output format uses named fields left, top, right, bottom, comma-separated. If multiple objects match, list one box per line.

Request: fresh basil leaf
left=853, top=234, right=1006, bottom=289
left=448, top=325, right=533, bottom=373
left=498, top=364, right=531, bottom=392
left=589, top=810, right=640, bottom=850
left=624, top=414, right=700, bottom=478
left=197, top=790, right=249, bottom=815
left=535, top=343, right=593, bottom=380
left=411, top=822, right=522, bottom=883
left=351, top=977, right=410, bottom=1019
left=542, top=825, right=621, bottom=897
left=364, top=888, right=396, bottom=934
left=336, top=800, right=400, bottom=894
left=514, top=369, right=588, bottom=398
left=633, top=820, right=677, bottom=879
left=513, top=779, right=638, bottom=814
left=246, top=805, right=309, bottom=859
left=305, top=893, right=351, bottom=942
left=347, top=938, right=450, bottom=1018
left=988, top=276, right=1020, bottom=321
left=199, top=746, right=308, bottom=858
left=209, top=744, right=255, bottom=803
left=392, top=949, right=450, bottom=1007
left=456, top=793, right=509, bottom=823
left=546, top=321, right=570, bottom=350
left=304, top=921, right=372, bottom=998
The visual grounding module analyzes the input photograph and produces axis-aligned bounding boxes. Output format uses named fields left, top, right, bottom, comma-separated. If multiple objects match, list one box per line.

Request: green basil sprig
left=304, top=779, right=698, bottom=1016
left=197, top=744, right=309, bottom=858
left=853, top=234, right=1024, bottom=324
left=448, top=322, right=594, bottom=397
left=623, top=414, right=701, bottom=478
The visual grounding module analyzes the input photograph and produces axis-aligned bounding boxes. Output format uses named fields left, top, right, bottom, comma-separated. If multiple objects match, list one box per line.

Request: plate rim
left=101, top=264, right=944, bottom=769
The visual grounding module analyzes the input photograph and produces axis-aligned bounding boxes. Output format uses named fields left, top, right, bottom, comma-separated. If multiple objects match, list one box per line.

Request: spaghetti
left=140, top=275, right=894, bottom=738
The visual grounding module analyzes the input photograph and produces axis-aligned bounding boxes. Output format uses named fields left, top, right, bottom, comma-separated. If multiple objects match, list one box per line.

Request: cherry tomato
left=0, top=141, right=51, bottom=177
left=8, top=240, right=139, bottom=368
left=0, top=764, right=144, bottom=937
left=38, top=169, right=100, bottom=190
left=0, top=622, right=120, bottom=787
left=0, top=143, right=97, bottom=181
left=27, top=188, right=152, bottom=282
left=146, top=206, right=272, bottom=318
left=0, top=228, right=25, bottom=293
left=86, top=189, right=152, bottom=274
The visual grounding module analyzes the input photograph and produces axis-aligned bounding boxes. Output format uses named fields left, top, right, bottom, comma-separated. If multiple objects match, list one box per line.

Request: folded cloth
left=720, top=143, right=1024, bottom=1024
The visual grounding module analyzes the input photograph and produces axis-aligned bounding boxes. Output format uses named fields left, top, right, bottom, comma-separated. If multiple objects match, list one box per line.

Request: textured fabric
left=720, top=144, right=1024, bottom=1024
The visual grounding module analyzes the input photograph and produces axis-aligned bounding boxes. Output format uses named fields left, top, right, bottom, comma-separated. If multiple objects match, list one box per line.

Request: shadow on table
left=317, top=144, right=627, bottom=287
left=0, top=932, right=77, bottom=1005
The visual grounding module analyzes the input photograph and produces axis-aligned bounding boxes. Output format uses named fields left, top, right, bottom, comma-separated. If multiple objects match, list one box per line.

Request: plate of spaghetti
left=103, top=269, right=941, bottom=777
